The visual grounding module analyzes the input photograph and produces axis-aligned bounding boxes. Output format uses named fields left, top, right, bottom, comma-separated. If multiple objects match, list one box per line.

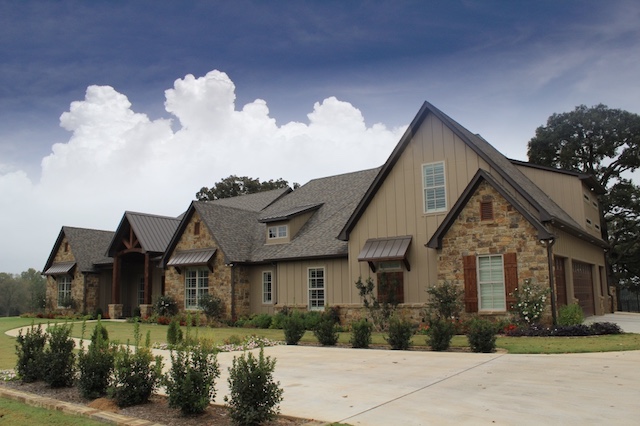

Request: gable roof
left=427, top=170, right=555, bottom=249
left=43, top=226, right=114, bottom=273
left=509, top=159, right=606, bottom=195
left=252, top=168, right=380, bottom=262
left=339, top=101, right=607, bottom=247
left=207, top=187, right=291, bottom=212
left=107, top=211, right=180, bottom=256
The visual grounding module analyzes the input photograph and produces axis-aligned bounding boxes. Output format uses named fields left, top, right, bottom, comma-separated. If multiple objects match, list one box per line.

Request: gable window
left=423, top=162, right=447, bottom=213
left=268, top=225, right=288, bottom=239
left=478, top=255, right=506, bottom=311
left=463, top=253, right=517, bottom=313
left=57, top=275, right=72, bottom=308
left=263, top=271, right=273, bottom=304
left=185, top=267, right=209, bottom=309
left=480, top=201, right=494, bottom=221
left=308, top=267, right=325, bottom=310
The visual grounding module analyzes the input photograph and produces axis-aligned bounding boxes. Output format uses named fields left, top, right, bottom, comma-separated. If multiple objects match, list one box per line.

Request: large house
left=42, top=101, right=613, bottom=322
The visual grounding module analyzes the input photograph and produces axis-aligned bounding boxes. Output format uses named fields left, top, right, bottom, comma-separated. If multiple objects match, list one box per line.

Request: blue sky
left=1, top=0, right=639, bottom=273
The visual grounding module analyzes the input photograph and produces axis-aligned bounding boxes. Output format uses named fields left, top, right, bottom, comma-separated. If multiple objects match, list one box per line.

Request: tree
left=527, top=104, right=640, bottom=293
left=21, top=268, right=46, bottom=312
left=0, top=272, right=28, bottom=316
left=195, top=175, right=298, bottom=201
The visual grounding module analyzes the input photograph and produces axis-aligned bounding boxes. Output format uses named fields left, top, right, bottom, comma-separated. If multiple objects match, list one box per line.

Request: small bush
left=282, top=310, right=306, bottom=345
left=313, top=314, right=339, bottom=346
left=165, top=343, right=220, bottom=415
left=15, top=323, right=47, bottom=383
left=249, top=313, right=273, bottom=329
left=269, top=311, right=288, bottom=329
left=167, top=318, right=184, bottom=346
left=425, top=281, right=462, bottom=320
left=78, top=321, right=114, bottom=399
left=589, top=322, right=623, bottom=335
left=303, top=311, right=322, bottom=330
left=110, top=322, right=163, bottom=407
left=154, top=295, right=178, bottom=317
left=385, top=316, right=413, bottom=350
left=510, top=279, right=549, bottom=325
left=42, top=323, right=76, bottom=388
left=225, top=347, right=283, bottom=426
left=199, top=293, right=224, bottom=322
left=350, top=318, right=373, bottom=348
left=466, top=318, right=497, bottom=353
left=427, top=319, right=456, bottom=351
left=557, top=303, right=584, bottom=326
left=549, top=324, right=593, bottom=336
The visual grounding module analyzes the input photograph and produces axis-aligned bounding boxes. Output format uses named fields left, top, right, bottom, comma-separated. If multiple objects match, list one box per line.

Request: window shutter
left=463, top=255, right=478, bottom=313
left=377, top=271, right=404, bottom=304
left=504, top=253, right=518, bottom=311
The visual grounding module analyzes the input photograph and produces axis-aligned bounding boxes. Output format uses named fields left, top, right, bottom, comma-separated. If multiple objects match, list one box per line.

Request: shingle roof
left=43, top=226, right=115, bottom=273
left=107, top=211, right=180, bottom=256
left=208, top=188, right=291, bottom=212
left=251, top=168, right=380, bottom=261
left=340, top=101, right=608, bottom=247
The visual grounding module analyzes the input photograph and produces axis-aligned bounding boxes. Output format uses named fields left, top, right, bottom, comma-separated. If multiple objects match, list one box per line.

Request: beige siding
left=347, top=113, right=497, bottom=304
left=248, top=265, right=276, bottom=315
left=264, top=211, right=315, bottom=245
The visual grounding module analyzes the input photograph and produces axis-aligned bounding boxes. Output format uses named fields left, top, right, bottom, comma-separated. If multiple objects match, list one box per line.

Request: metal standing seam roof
left=43, top=261, right=76, bottom=275
left=358, top=236, right=412, bottom=262
left=107, top=211, right=181, bottom=256
left=167, top=248, right=217, bottom=267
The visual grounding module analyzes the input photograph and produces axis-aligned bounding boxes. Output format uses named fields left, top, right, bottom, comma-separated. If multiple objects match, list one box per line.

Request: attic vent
left=480, top=201, right=494, bottom=221
left=194, top=221, right=200, bottom=236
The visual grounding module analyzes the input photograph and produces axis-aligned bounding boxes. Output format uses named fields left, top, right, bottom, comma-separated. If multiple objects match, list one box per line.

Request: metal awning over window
left=43, top=261, right=76, bottom=276
left=357, top=236, right=412, bottom=272
left=167, top=249, right=217, bottom=273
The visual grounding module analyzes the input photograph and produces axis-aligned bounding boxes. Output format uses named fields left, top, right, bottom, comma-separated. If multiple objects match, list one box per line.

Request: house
left=42, top=101, right=613, bottom=321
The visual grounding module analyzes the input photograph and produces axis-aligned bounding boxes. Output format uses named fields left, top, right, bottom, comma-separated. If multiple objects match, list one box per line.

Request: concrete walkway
left=5, top=314, right=640, bottom=425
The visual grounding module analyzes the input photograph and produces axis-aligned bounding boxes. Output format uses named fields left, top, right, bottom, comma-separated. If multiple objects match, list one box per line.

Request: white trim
left=307, top=266, right=325, bottom=310
left=268, top=224, right=288, bottom=239
left=422, top=161, right=447, bottom=213
left=184, top=267, right=209, bottom=310
left=477, top=254, right=506, bottom=312
left=56, top=275, right=72, bottom=308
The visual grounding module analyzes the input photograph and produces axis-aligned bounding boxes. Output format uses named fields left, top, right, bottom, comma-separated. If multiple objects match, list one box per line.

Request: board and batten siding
left=347, top=113, right=496, bottom=304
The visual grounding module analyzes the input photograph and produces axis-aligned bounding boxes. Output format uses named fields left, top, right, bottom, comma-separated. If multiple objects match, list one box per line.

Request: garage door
left=573, top=261, right=595, bottom=316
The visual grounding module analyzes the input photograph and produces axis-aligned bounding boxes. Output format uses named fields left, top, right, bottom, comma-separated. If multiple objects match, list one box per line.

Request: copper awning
left=167, top=249, right=217, bottom=273
left=358, top=236, right=412, bottom=272
left=43, top=261, right=76, bottom=275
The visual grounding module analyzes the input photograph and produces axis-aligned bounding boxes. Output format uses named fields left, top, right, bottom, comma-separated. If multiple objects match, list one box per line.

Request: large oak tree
left=196, top=175, right=298, bottom=201
left=527, top=104, right=640, bottom=292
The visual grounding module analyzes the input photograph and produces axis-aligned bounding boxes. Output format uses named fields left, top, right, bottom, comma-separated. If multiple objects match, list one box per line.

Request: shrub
left=385, top=316, right=413, bottom=350
left=466, top=318, right=497, bottom=353
left=110, top=322, right=163, bottom=407
left=225, top=347, right=283, bottom=426
left=425, top=281, right=462, bottom=320
left=42, top=323, right=76, bottom=388
left=313, top=314, right=339, bottom=346
left=15, top=323, right=47, bottom=383
left=199, top=293, right=224, bottom=322
left=154, top=295, right=178, bottom=317
left=165, top=344, right=220, bottom=415
left=78, top=321, right=114, bottom=399
left=355, top=276, right=400, bottom=331
left=302, top=311, right=322, bottom=330
left=167, top=318, right=184, bottom=346
left=589, top=322, right=623, bottom=335
left=249, top=313, right=273, bottom=329
left=557, top=303, right=584, bottom=326
left=282, top=310, right=306, bottom=345
left=350, top=318, right=373, bottom=348
left=510, top=279, right=549, bottom=325
left=427, top=318, right=456, bottom=351
left=269, top=310, right=288, bottom=329
left=549, top=324, right=593, bottom=336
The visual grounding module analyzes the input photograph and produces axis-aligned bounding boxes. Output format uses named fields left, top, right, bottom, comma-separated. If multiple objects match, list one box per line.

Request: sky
left=1, top=0, right=640, bottom=274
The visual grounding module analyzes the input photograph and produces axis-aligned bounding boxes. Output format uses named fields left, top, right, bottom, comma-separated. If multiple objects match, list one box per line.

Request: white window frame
left=57, top=275, right=72, bottom=308
left=268, top=225, right=288, bottom=239
left=423, top=161, right=447, bottom=213
left=308, top=267, right=325, bottom=310
left=477, top=255, right=506, bottom=311
left=184, top=267, right=209, bottom=310
left=262, top=271, right=273, bottom=304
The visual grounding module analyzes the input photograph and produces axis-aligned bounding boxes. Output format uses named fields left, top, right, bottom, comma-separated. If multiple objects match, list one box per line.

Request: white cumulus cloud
left=0, top=70, right=405, bottom=273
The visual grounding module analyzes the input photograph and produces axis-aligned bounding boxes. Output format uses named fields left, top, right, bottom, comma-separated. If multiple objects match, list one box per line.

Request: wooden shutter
left=377, top=271, right=404, bottom=304
left=463, top=255, right=478, bottom=313
left=480, top=201, right=494, bottom=221
left=504, top=253, right=518, bottom=311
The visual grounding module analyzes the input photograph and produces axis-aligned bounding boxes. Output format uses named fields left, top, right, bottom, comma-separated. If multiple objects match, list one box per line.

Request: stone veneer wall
left=164, top=211, right=235, bottom=319
left=45, top=235, right=86, bottom=314
left=437, top=181, right=551, bottom=321
left=233, top=266, right=251, bottom=320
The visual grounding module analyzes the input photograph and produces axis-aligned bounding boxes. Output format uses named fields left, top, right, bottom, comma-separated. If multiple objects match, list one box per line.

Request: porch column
left=112, top=254, right=120, bottom=304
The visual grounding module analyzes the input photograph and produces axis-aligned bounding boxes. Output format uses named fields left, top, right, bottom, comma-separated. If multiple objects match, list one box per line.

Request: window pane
left=478, top=255, right=505, bottom=311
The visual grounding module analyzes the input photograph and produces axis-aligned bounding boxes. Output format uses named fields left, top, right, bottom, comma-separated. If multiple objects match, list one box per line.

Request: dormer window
left=268, top=225, right=287, bottom=239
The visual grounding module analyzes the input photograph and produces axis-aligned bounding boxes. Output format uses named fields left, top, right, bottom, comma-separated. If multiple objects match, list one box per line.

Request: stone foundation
left=108, top=304, right=123, bottom=319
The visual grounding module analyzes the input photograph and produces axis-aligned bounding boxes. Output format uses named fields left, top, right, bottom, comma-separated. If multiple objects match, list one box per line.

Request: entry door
left=573, top=261, right=595, bottom=316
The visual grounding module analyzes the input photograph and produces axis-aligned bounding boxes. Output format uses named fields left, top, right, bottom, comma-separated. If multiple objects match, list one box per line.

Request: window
left=477, top=255, right=506, bottom=311
left=268, top=225, right=287, bottom=239
left=308, top=267, right=325, bottom=310
left=586, top=218, right=593, bottom=228
left=423, top=162, right=446, bottom=213
left=583, top=193, right=590, bottom=202
left=137, top=276, right=144, bottom=306
left=480, top=201, right=494, bottom=221
left=57, top=275, right=72, bottom=308
left=263, top=271, right=273, bottom=304
left=595, top=224, right=601, bottom=231
left=185, top=267, right=209, bottom=309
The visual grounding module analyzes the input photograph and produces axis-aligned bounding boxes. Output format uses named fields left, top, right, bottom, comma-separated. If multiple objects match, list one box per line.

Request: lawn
left=1, top=317, right=639, bottom=372
left=0, top=397, right=106, bottom=426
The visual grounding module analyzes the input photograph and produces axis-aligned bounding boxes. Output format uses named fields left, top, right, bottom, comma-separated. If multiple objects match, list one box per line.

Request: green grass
left=0, top=396, right=106, bottom=426
left=496, top=333, right=640, bottom=354
left=0, top=317, right=68, bottom=370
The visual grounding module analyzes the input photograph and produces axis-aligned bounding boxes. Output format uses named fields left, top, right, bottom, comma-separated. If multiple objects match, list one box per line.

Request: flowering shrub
left=511, top=279, right=549, bottom=325
left=153, top=335, right=283, bottom=352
